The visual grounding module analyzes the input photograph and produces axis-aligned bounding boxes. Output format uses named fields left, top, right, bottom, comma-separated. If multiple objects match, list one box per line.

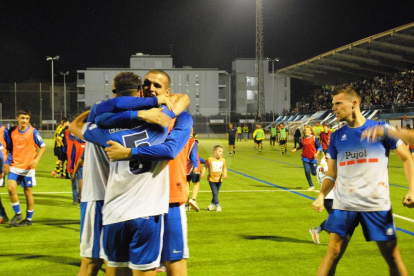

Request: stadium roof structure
left=277, top=22, right=414, bottom=85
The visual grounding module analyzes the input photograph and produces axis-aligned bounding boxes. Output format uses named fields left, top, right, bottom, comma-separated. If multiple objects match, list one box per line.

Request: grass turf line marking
left=228, top=168, right=414, bottom=236
left=251, top=156, right=408, bottom=189
left=394, top=214, right=414, bottom=223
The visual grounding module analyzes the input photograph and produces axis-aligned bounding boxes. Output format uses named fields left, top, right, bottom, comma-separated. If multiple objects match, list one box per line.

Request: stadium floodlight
left=271, top=58, right=280, bottom=121
left=46, top=56, right=59, bottom=125
left=60, top=71, right=69, bottom=117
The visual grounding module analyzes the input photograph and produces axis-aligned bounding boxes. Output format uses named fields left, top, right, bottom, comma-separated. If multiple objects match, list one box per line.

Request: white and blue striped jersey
left=82, top=109, right=174, bottom=225
left=327, top=119, right=402, bottom=211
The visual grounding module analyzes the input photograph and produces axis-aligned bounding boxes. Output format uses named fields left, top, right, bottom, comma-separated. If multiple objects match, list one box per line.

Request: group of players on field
left=1, top=74, right=414, bottom=275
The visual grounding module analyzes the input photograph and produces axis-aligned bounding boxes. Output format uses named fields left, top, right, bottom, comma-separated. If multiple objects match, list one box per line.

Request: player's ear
left=165, top=88, right=171, bottom=96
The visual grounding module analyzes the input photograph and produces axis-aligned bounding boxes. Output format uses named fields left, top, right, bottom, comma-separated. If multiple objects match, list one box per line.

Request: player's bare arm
left=30, top=146, right=46, bottom=169
left=312, top=158, right=337, bottom=212
left=137, top=107, right=172, bottom=128
left=169, top=94, right=190, bottom=116
left=200, top=166, right=207, bottom=179
left=394, top=143, right=414, bottom=208
left=104, top=140, right=132, bottom=161
left=362, top=125, right=414, bottom=146
left=156, top=94, right=177, bottom=111
left=68, top=111, right=90, bottom=140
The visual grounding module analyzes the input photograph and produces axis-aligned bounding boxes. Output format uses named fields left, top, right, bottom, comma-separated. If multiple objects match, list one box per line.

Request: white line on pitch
left=393, top=214, right=414, bottom=223
left=0, top=191, right=72, bottom=195
left=198, top=189, right=319, bottom=193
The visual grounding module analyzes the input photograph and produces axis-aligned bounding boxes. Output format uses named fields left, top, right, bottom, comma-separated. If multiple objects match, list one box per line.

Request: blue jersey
left=81, top=97, right=161, bottom=203
left=82, top=107, right=175, bottom=225
left=327, top=119, right=402, bottom=211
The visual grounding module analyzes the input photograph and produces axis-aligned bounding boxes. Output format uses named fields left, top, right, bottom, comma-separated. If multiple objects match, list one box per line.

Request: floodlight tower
left=255, top=0, right=265, bottom=121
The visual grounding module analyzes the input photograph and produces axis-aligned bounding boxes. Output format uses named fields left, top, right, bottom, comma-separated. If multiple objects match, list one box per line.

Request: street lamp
left=46, top=55, right=59, bottom=125
left=60, top=71, right=69, bottom=117
left=271, top=57, right=280, bottom=121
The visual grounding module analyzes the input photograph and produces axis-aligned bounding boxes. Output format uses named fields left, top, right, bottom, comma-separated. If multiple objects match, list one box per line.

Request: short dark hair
left=213, top=145, right=223, bottom=152
left=147, top=69, right=171, bottom=88
left=114, top=72, right=142, bottom=96
left=16, top=108, right=31, bottom=117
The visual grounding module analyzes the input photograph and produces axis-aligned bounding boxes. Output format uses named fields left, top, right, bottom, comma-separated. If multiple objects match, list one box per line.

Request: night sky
left=2, top=0, right=414, bottom=83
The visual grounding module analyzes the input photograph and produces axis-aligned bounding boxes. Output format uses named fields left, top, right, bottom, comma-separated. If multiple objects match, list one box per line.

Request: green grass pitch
left=0, top=138, right=413, bottom=275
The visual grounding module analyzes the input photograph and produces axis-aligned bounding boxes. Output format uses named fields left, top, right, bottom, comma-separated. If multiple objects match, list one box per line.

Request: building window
left=246, top=76, right=257, bottom=87
left=285, top=90, right=287, bottom=101
left=247, top=90, right=257, bottom=100
left=186, top=74, right=190, bottom=86
left=247, top=103, right=255, bottom=113
left=284, top=77, right=288, bottom=88
left=196, top=74, right=199, bottom=86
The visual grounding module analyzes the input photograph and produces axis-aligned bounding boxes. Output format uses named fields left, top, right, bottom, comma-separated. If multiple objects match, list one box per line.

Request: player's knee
left=326, top=244, right=343, bottom=260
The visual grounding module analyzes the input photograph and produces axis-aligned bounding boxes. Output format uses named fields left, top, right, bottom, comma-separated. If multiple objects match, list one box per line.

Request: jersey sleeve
left=95, top=96, right=158, bottom=115
left=95, top=104, right=176, bottom=129
left=33, top=129, right=46, bottom=148
left=189, top=142, right=198, bottom=168
left=95, top=110, right=139, bottom=129
left=314, top=137, right=322, bottom=151
left=130, top=112, right=193, bottom=161
left=82, top=122, right=111, bottom=147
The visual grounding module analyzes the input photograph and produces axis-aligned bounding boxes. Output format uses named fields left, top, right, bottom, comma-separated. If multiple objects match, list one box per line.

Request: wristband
left=322, top=176, right=336, bottom=183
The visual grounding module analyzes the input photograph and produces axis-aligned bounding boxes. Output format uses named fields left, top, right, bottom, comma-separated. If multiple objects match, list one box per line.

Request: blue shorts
left=80, top=201, right=106, bottom=259
left=325, top=209, right=397, bottom=241
left=162, top=203, right=189, bottom=262
left=103, top=215, right=163, bottom=271
left=8, top=172, right=36, bottom=188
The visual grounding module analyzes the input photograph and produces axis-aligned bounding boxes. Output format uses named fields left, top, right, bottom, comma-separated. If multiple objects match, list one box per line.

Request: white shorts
left=161, top=203, right=189, bottom=262
left=80, top=201, right=107, bottom=260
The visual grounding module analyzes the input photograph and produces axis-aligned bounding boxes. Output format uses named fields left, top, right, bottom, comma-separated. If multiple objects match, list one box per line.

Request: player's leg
left=78, top=257, right=104, bottom=276
left=360, top=211, right=408, bottom=276
left=215, top=182, right=223, bottom=212
left=79, top=201, right=106, bottom=276
left=377, top=241, right=408, bottom=276
left=0, top=196, right=8, bottom=223
left=188, top=174, right=201, bottom=212
left=72, top=174, right=79, bottom=205
left=206, top=182, right=216, bottom=210
left=7, top=175, right=23, bottom=225
left=317, top=233, right=349, bottom=276
left=302, top=162, right=314, bottom=189
left=163, top=204, right=189, bottom=276
left=165, top=260, right=187, bottom=276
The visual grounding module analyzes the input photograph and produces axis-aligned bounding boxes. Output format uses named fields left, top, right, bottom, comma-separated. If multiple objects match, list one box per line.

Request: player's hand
left=312, top=195, right=325, bottom=213
left=402, top=191, right=414, bottom=208
left=200, top=173, right=205, bottom=179
left=361, top=125, right=385, bottom=143
left=157, top=94, right=177, bottom=111
left=71, top=175, right=76, bottom=183
left=3, top=164, right=9, bottom=175
left=0, top=173, right=4, bottom=180
left=138, top=107, right=172, bottom=128
left=105, top=140, right=132, bottom=161
left=30, top=159, right=39, bottom=169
